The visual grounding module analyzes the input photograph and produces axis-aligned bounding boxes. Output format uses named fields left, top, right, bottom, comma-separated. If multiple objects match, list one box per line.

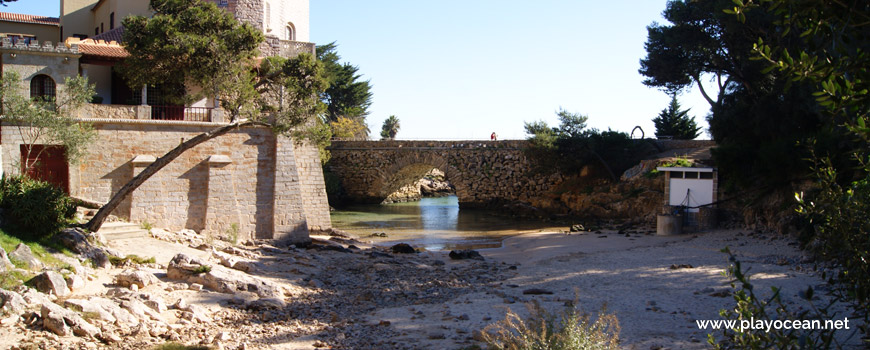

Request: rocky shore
left=1, top=226, right=862, bottom=349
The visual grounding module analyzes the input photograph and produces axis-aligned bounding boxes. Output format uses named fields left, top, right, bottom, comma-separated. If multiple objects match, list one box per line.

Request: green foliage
left=140, top=221, right=153, bottom=231
left=0, top=269, right=31, bottom=290
left=0, top=176, right=75, bottom=240
left=223, top=223, right=240, bottom=245
left=153, top=343, right=212, bottom=350
left=330, top=116, right=367, bottom=140
left=193, top=265, right=211, bottom=275
left=317, top=42, right=373, bottom=139
left=0, top=72, right=97, bottom=171
left=121, top=0, right=263, bottom=120
left=257, top=54, right=329, bottom=134
left=109, top=254, right=157, bottom=267
left=524, top=110, right=656, bottom=181
left=796, top=156, right=870, bottom=334
left=709, top=248, right=846, bottom=349
left=380, top=115, right=400, bottom=140
left=653, top=94, right=701, bottom=140
left=482, top=299, right=620, bottom=350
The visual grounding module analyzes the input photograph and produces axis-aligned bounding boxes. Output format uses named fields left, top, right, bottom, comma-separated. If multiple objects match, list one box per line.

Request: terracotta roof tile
left=0, top=12, right=59, bottom=26
left=77, top=42, right=129, bottom=58
left=92, top=26, right=124, bottom=43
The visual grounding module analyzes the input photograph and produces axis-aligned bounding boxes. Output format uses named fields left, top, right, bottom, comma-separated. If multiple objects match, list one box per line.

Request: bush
left=709, top=248, right=850, bottom=349
left=482, top=299, right=620, bottom=350
left=0, top=176, right=76, bottom=240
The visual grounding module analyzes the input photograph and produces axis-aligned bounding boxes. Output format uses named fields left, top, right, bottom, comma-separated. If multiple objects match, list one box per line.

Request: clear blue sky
left=4, top=0, right=712, bottom=140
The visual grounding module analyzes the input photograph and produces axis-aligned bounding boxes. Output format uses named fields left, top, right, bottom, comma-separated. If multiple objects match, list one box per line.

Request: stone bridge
left=325, top=140, right=562, bottom=208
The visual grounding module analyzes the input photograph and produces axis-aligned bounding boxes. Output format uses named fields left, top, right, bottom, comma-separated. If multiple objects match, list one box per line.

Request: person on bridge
left=491, top=132, right=498, bottom=141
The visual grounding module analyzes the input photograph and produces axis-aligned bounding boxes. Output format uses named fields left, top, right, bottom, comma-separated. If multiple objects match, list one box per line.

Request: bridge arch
left=371, top=153, right=470, bottom=204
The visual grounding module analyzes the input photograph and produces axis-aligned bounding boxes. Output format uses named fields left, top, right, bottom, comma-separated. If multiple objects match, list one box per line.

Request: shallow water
left=329, top=195, right=563, bottom=250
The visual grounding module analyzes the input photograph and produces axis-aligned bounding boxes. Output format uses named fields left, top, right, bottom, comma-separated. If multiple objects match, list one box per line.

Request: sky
left=3, top=0, right=713, bottom=140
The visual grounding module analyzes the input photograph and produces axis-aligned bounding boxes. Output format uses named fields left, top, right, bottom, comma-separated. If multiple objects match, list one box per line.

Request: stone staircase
left=97, top=222, right=148, bottom=242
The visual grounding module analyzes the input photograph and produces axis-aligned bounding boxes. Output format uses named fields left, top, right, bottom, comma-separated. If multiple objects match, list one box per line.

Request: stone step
left=98, top=222, right=148, bottom=241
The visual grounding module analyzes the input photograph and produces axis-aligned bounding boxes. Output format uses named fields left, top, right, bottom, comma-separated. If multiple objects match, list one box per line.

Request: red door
left=20, top=145, right=69, bottom=194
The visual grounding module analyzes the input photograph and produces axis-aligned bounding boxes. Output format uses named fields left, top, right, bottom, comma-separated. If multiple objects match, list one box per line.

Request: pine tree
left=653, top=94, right=701, bottom=140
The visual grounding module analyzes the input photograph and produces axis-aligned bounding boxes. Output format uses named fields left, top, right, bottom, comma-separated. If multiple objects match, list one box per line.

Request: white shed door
left=669, top=179, right=714, bottom=212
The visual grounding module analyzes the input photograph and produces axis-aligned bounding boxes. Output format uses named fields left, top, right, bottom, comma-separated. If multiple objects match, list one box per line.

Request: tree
left=0, top=71, right=96, bottom=173
left=652, top=94, right=701, bottom=139
left=84, top=0, right=326, bottom=232
left=640, top=0, right=836, bottom=190
left=316, top=42, right=373, bottom=138
left=380, top=115, right=400, bottom=140
left=330, top=117, right=366, bottom=140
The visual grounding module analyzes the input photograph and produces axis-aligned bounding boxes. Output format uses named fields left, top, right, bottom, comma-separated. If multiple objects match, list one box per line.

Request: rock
left=427, top=331, right=446, bottom=339
left=30, top=271, right=71, bottom=297
left=120, top=298, right=164, bottom=322
left=66, top=275, right=86, bottom=291
left=247, top=297, right=286, bottom=310
left=0, top=289, right=26, bottom=314
left=167, top=254, right=283, bottom=298
left=115, top=269, right=160, bottom=289
left=0, top=314, right=20, bottom=326
left=449, top=250, right=484, bottom=261
left=64, top=299, right=116, bottom=324
left=570, top=224, right=585, bottom=232
left=522, top=288, right=554, bottom=295
left=87, top=297, right=139, bottom=327
left=41, top=302, right=101, bottom=338
left=189, top=283, right=204, bottom=291
left=212, top=249, right=256, bottom=272
left=10, top=244, right=43, bottom=270
left=390, top=243, right=417, bottom=254
left=669, top=264, right=694, bottom=269
left=0, top=247, right=13, bottom=272
left=56, top=228, right=111, bottom=269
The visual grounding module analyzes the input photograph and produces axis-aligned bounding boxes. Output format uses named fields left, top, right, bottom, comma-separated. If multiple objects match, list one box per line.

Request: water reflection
left=330, top=195, right=559, bottom=250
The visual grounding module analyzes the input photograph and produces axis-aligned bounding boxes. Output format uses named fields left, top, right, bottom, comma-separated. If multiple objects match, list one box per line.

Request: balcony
left=77, top=104, right=224, bottom=123
left=262, top=38, right=316, bottom=58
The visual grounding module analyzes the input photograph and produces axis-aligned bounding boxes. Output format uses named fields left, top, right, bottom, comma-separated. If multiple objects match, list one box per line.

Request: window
left=95, top=27, right=99, bottom=36
left=286, top=23, right=296, bottom=40
left=684, top=171, right=699, bottom=179
left=101, top=23, right=104, bottom=34
left=264, top=2, right=271, bottom=31
left=699, top=172, right=714, bottom=179
left=217, top=0, right=228, bottom=7
left=30, top=75, right=56, bottom=101
left=669, top=171, right=683, bottom=179
left=110, top=12, right=115, bottom=30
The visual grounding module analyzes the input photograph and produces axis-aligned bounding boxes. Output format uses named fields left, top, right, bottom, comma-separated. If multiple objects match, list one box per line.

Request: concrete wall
left=327, top=140, right=563, bottom=208
left=81, top=63, right=111, bottom=102
left=61, top=0, right=98, bottom=39
left=0, top=22, right=60, bottom=44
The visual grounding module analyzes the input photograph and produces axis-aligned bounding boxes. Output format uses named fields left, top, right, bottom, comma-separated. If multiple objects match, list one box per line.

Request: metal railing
left=150, top=105, right=212, bottom=122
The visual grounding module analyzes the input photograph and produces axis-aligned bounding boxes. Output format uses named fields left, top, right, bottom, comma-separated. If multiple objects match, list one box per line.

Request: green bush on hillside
left=0, top=175, right=76, bottom=240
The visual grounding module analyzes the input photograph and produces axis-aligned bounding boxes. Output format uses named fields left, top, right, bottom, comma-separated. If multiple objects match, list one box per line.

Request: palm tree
left=380, top=115, right=400, bottom=140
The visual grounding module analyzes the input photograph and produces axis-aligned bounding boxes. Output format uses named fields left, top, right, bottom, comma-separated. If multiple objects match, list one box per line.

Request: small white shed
left=656, top=167, right=717, bottom=212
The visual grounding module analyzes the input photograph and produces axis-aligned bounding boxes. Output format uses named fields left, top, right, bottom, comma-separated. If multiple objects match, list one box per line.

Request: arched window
left=30, top=75, right=56, bottom=101
left=286, top=22, right=296, bottom=41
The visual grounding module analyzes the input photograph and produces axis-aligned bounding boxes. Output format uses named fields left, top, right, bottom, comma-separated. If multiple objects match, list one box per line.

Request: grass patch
left=0, top=228, right=72, bottom=267
left=153, top=343, right=213, bottom=350
left=0, top=270, right=34, bottom=290
left=108, top=254, right=156, bottom=267
left=482, top=299, right=620, bottom=350
left=192, top=265, right=211, bottom=275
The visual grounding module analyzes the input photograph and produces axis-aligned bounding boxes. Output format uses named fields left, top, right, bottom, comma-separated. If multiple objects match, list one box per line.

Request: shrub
left=0, top=176, right=75, bottom=240
left=109, top=254, right=156, bottom=267
left=709, top=248, right=850, bottom=349
left=482, top=299, right=620, bottom=350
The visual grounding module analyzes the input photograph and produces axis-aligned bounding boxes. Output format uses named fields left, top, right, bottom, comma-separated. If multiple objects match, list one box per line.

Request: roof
left=0, top=12, right=60, bottom=26
left=656, top=167, right=715, bottom=173
left=65, top=36, right=129, bottom=59
left=92, top=26, right=124, bottom=43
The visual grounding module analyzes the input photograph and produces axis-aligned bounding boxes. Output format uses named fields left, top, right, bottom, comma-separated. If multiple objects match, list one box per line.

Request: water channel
left=329, top=195, right=564, bottom=250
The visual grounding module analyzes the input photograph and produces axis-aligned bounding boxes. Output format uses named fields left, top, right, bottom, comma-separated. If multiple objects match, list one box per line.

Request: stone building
left=0, top=0, right=328, bottom=243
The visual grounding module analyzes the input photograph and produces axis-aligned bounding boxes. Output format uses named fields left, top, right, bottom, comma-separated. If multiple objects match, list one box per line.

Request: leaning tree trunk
left=84, top=120, right=258, bottom=233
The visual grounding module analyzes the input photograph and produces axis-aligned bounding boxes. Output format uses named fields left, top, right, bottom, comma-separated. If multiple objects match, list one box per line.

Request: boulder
left=30, top=271, right=71, bottom=297
left=114, top=269, right=160, bottom=289
left=449, top=250, right=485, bottom=261
left=0, top=247, right=13, bottom=272
left=56, top=228, right=111, bottom=269
left=0, top=289, right=26, bottom=314
left=66, top=275, right=86, bottom=291
left=40, top=302, right=101, bottom=338
left=167, top=254, right=282, bottom=298
left=10, top=244, right=43, bottom=270
left=64, top=299, right=116, bottom=324
left=212, top=249, right=256, bottom=272
left=390, top=243, right=417, bottom=254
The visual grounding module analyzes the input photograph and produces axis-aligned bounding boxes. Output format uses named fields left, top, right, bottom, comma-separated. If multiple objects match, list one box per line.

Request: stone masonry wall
left=327, top=140, right=563, bottom=208
left=0, top=120, right=330, bottom=242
